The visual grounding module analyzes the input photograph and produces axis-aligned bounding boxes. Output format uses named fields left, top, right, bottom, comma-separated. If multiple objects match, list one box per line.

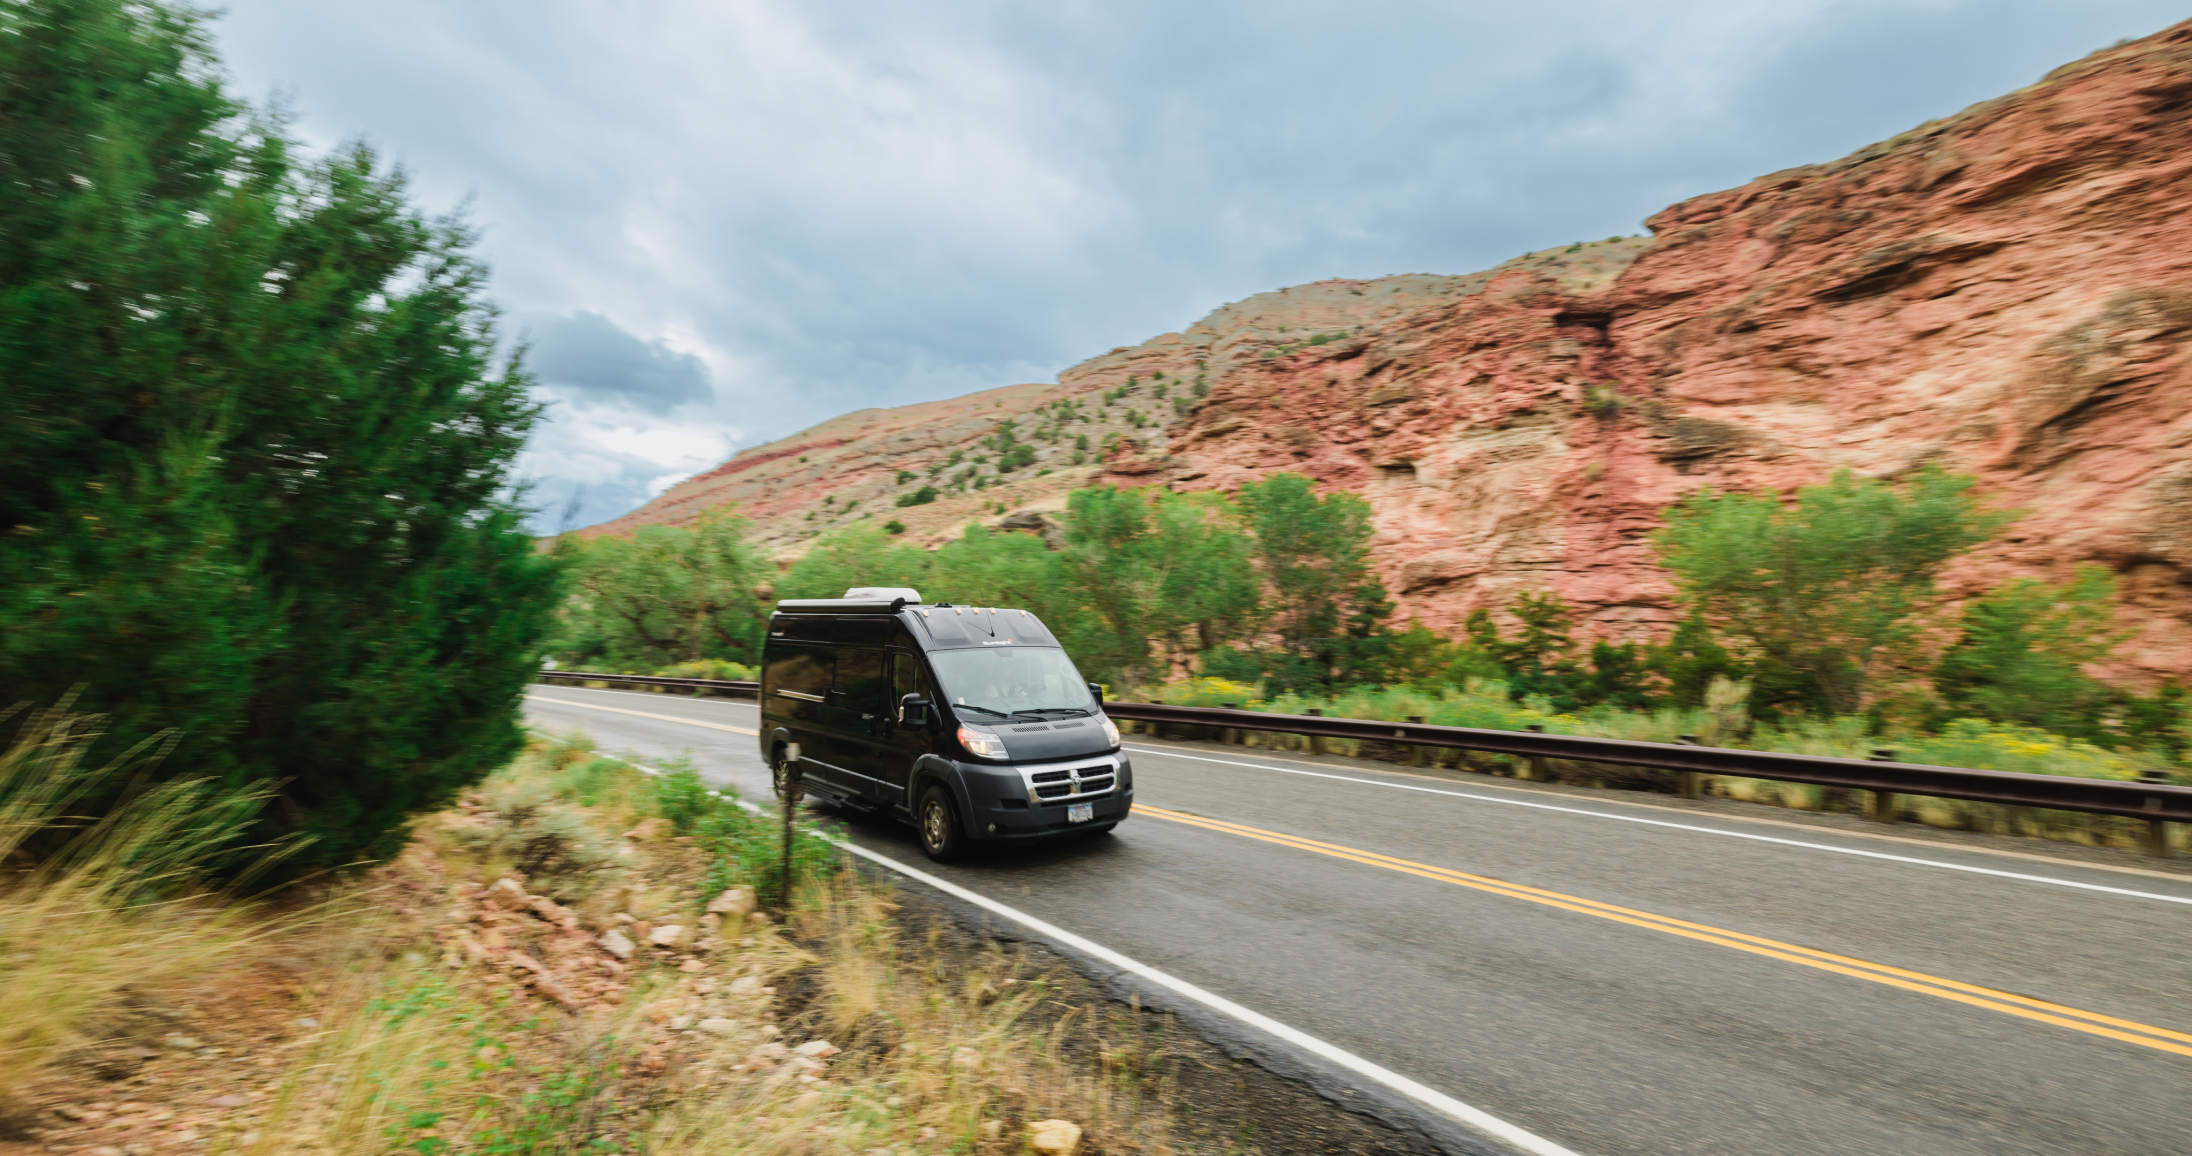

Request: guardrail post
left=2141, top=769, right=2173, bottom=858
left=1406, top=717, right=1426, bottom=767
left=1866, top=748, right=1897, bottom=822
left=1305, top=708, right=1325, bottom=755
left=1675, top=734, right=1702, bottom=800
left=1523, top=724, right=1548, bottom=782
left=1221, top=704, right=1241, bottom=746
left=779, top=744, right=805, bottom=909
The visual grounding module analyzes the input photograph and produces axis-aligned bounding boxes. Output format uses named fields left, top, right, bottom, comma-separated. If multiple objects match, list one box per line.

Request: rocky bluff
left=590, top=21, right=2192, bottom=684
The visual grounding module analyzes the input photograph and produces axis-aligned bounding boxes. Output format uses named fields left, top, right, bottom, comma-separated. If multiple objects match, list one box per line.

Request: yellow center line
left=523, top=693, right=760, bottom=736
left=1133, top=803, right=2192, bottom=1059
left=1146, top=806, right=2192, bottom=1042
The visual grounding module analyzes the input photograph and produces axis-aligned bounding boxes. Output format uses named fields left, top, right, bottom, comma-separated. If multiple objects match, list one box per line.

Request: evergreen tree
left=1932, top=564, right=2120, bottom=735
left=1469, top=593, right=1658, bottom=712
left=0, top=0, right=558, bottom=868
left=1646, top=612, right=1749, bottom=709
left=1380, top=622, right=1500, bottom=688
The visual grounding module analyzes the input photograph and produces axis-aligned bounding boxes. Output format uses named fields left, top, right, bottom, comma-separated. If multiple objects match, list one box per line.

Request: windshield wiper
left=954, top=703, right=1012, bottom=719
left=1008, top=707, right=1093, bottom=720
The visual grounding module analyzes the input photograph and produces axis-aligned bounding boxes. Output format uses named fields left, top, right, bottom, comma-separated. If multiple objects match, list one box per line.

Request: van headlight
left=957, top=726, right=1009, bottom=759
left=1099, top=714, right=1120, bottom=747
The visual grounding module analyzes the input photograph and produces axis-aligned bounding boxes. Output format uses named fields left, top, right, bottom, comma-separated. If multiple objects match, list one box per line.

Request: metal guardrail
left=537, top=670, right=759, bottom=698
left=532, top=671, right=2189, bottom=853
left=1099, top=703, right=2192, bottom=825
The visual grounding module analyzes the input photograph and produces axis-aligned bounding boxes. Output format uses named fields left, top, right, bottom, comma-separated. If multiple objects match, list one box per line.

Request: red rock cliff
left=591, top=23, right=2192, bottom=683
left=1144, top=24, right=2192, bottom=684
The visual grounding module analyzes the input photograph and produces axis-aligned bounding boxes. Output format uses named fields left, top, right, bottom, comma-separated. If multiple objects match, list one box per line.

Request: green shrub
left=1163, top=678, right=2166, bottom=786
left=896, top=486, right=940, bottom=507
left=1933, top=565, right=2120, bottom=737
left=652, top=760, right=713, bottom=834
left=448, top=777, right=619, bottom=892
left=655, top=659, right=760, bottom=682
left=546, top=756, right=635, bottom=808
left=1654, top=465, right=2011, bottom=714
left=0, top=0, right=559, bottom=871
left=1583, top=384, right=1622, bottom=418
left=551, top=511, right=767, bottom=672
left=1144, top=676, right=1262, bottom=707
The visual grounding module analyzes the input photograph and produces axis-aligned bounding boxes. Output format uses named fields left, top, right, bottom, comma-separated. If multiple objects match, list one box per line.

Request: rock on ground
left=1028, top=1119, right=1083, bottom=1156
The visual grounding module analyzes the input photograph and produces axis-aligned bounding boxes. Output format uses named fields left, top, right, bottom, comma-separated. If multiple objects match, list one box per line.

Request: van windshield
left=928, top=646, right=1095, bottom=721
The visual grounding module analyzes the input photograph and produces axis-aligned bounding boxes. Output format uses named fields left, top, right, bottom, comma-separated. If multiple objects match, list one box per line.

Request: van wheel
left=917, top=786, right=966, bottom=863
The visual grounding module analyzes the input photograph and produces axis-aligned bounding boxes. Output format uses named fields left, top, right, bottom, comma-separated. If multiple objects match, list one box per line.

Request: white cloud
left=207, top=0, right=2190, bottom=532
left=646, top=471, right=698, bottom=498
left=589, top=422, right=734, bottom=468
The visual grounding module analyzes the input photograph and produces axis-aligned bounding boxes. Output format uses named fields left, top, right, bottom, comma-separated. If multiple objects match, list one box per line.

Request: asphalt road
left=522, top=685, right=2192, bottom=1156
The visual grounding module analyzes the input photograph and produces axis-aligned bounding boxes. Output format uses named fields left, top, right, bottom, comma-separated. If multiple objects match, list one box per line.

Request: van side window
left=832, top=648, right=886, bottom=715
left=767, top=646, right=832, bottom=700
left=836, top=618, right=896, bottom=646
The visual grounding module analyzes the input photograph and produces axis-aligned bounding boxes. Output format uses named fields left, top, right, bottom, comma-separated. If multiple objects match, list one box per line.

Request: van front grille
left=1032, top=766, right=1116, bottom=803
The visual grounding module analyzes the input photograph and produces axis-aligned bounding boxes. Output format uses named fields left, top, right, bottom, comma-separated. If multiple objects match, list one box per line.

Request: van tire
left=916, top=785, right=966, bottom=863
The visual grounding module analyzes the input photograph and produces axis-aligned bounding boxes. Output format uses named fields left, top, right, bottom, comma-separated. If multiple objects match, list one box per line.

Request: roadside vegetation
left=0, top=17, right=1245, bottom=1150
left=551, top=474, right=1389, bottom=696
left=3, top=718, right=1210, bottom=1154
left=551, top=463, right=2190, bottom=845
left=0, top=0, right=557, bottom=872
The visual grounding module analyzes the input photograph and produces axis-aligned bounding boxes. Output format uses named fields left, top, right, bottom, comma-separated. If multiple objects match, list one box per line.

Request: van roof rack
left=774, top=597, right=912, bottom=615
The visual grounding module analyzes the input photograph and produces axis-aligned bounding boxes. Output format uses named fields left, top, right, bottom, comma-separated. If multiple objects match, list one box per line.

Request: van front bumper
left=958, top=754, right=1132, bottom=840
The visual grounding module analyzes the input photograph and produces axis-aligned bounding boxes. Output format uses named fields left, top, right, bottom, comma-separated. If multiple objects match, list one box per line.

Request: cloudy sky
left=211, top=1, right=2184, bottom=532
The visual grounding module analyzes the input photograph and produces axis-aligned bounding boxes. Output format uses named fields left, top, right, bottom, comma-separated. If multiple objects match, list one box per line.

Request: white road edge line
left=825, top=840, right=1583, bottom=1156
left=525, top=693, right=759, bottom=735
left=1127, top=745, right=2192, bottom=908
left=590, top=748, right=1579, bottom=1156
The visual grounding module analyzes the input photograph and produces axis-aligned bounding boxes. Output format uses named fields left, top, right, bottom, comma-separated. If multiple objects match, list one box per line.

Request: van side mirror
left=1087, top=682, right=1104, bottom=703
left=898, top=692, right=931, bottom=727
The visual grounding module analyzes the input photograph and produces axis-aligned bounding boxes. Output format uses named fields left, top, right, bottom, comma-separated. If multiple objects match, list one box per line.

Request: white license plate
left=1067, top=803, right=1094, bottom=823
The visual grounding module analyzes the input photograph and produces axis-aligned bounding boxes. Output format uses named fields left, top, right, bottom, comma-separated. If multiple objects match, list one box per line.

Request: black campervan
left=758, top=586, right=1131, bottom=862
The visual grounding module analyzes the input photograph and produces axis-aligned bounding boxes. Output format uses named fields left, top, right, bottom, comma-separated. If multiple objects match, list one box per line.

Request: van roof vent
left=844, top=587, right=922, bottom=603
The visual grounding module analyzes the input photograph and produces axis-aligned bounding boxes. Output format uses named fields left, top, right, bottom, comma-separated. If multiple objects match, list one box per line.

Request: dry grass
left=222, top=733, right=1183, bottom=1156
left=0, top=704, right=302, bottom=1126
left=0, top=717, right=1373, bottom=1156
left=647, top=877, right=1178, bottom=1156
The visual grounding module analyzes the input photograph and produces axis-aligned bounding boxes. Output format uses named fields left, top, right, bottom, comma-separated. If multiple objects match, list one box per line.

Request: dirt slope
left=588, top=21, right=2192, bottom=683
